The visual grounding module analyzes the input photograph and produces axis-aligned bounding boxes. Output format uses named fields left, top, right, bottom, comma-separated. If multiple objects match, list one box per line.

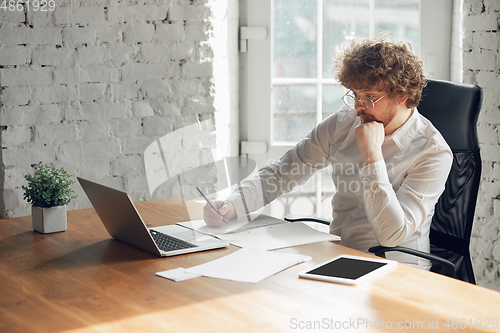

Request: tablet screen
left=305, top=257, right=387, bottom=280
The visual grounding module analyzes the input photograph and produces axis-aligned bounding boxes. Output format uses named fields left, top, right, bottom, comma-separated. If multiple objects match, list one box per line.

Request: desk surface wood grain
left=1, top=199, right=499, bottom=332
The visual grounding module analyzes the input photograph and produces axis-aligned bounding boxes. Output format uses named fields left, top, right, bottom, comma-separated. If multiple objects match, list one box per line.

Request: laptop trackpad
left=150, top=225, right=223, bottom=245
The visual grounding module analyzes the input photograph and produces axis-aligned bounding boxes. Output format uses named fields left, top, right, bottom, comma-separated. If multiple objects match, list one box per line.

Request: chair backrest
left=417, top=79, right=483, bottom=283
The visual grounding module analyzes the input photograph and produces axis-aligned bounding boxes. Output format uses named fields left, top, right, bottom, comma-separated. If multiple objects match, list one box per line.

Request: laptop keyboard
left=149, top=229, right=198, bottom=252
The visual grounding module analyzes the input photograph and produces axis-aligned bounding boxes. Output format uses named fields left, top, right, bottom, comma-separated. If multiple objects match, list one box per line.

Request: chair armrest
left=284, top=215, right=331, bottom=225
left=368, top=246, right=456, bottom=278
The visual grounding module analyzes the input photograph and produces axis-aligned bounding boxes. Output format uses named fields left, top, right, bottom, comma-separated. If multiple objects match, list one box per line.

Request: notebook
left=177, top=214, right=340, bottom=250
left=78, top=177, right=229, bottom=257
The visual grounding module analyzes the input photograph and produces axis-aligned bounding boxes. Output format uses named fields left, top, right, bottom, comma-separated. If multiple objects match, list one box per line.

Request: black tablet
left=298, top=255, right=397, bottom=285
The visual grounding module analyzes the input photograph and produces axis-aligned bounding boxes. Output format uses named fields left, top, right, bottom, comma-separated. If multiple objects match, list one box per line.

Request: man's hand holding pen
left=202, top=200, right=237, bottom=227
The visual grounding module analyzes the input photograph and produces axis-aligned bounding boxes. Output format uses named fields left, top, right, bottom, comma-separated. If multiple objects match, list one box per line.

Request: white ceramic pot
left=32, top=205, right=67, bottom=234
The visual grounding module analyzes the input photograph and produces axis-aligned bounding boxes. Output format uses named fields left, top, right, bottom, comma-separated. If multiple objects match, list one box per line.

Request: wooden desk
left=1, top=200, right=499, bottom=332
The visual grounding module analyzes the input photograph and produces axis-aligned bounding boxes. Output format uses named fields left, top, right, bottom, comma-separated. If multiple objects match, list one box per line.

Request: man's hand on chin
left=355, top=121, right=385, bottom=165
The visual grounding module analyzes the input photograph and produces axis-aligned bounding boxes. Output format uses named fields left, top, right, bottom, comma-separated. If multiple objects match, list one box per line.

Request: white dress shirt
left=227, top=107, right=452, bottom=269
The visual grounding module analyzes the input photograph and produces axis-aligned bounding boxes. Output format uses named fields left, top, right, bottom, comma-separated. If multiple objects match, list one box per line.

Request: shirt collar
left=384, top=107, right=421, bottom=150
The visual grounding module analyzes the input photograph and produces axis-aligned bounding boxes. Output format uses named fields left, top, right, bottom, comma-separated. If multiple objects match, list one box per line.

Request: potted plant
left=22, top=162, right=77, bottom=233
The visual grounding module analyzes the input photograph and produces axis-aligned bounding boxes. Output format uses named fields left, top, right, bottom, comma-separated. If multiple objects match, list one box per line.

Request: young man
left=203, top=37, right=453, bottom=269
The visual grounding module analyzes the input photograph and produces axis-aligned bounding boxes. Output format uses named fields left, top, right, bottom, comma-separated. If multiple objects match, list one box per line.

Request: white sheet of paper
left=219, top=222, right=338, bottom=250
left=178, top=215, right=339, bottom=250
left=156, top=267, right=202, bottom=282
left=177, top=214, right=283, bottom=238
left=185, top=248, right=312, bottom=283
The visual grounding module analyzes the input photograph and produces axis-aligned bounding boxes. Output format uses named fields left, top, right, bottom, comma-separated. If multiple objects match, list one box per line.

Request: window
left=272, top=0, right=420, bottom=144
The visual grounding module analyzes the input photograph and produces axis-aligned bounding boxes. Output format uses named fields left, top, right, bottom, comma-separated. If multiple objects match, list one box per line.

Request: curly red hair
left=335, top=37, right=426, bottom=108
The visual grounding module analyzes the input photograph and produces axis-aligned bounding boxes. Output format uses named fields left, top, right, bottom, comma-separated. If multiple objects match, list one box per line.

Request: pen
left=196, top=186, right=228, bottom=224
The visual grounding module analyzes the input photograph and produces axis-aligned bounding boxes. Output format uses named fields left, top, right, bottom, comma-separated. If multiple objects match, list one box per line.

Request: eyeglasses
left=342, top=90, right=387, bottom=111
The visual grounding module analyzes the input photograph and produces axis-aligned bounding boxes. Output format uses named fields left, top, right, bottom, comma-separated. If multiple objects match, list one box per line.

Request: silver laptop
left=78, top=177, right=228, bottom=257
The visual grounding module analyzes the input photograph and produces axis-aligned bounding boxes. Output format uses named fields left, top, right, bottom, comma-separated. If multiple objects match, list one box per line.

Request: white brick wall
left=0, top=0, right=239, bottom=217
left=462, top=0, right=500, bottom=291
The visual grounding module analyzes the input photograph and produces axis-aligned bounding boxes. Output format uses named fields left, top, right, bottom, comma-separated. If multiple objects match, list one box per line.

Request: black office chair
left=285, top=79, right=483, bottom=284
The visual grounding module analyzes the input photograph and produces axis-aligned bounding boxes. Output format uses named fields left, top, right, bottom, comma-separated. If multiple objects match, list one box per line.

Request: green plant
left=22, top=162, right=78, bottom=208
